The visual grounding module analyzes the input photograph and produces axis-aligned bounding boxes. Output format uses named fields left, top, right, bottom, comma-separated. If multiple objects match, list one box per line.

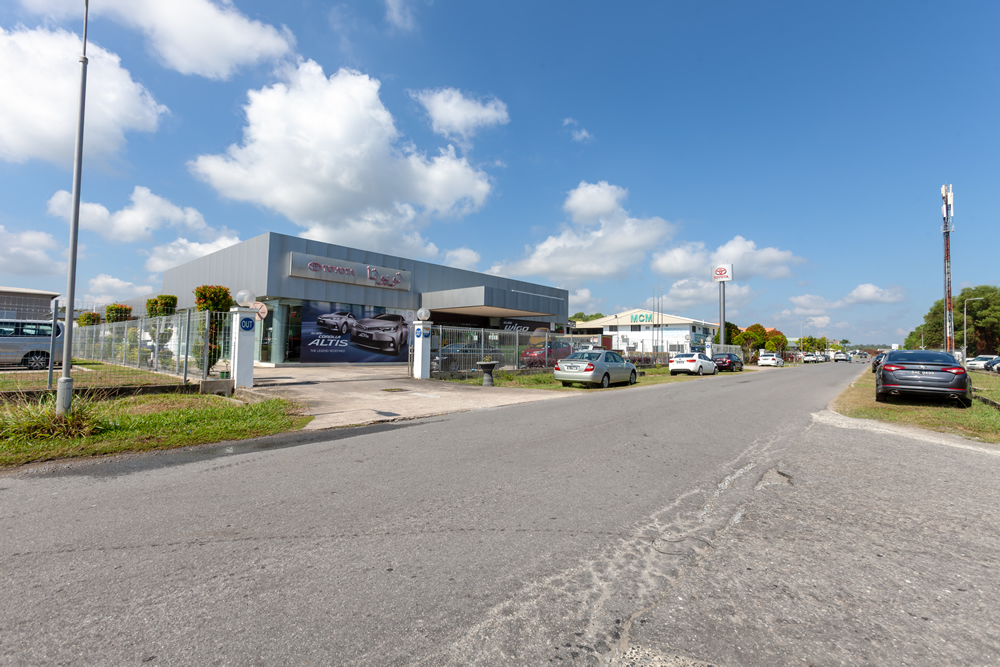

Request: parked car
left=803, top=353, right=818, bottom=363
left=432, top=343, right=505, bottom=372
left=834, top=351, right=851, bottom=362
left=669, top=352, right=718, bottom=376
left=554, top=350, right=636, bottom=388
left=0, top=319, right=64, bottom=370
left=350, top=313, right=408, bottom=354
left=712, top=353, right=743, bottom=372
left=759, top=352, right=784, bottom=367
left=965, top=355, right=999, bottom=371
left=316, top=310, right=357, bottom=335
left=871, top=352, right=886, bottom=373
left=520, top=340, right=573, bottom=367
left=875, top=349, right=970, bottom=407
left=984, top=357, right=1000, bottom=372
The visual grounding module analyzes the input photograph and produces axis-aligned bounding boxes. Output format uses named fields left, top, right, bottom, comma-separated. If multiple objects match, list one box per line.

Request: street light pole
left=56, top=0, right=90, bottom=415
left=963, top=297, right=983, bottom=364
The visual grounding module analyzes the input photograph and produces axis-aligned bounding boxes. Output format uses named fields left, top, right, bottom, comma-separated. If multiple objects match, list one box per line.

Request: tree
left=146, top=295, right=178, bottom=318
left=734, top=324, right=768, bottom=362
left=767, top=331, right=788, bottom=354
left=571, top=312, right=605, bottom=322
left=904, top=285, right=1000, bottom=354
left=713, top=321, right=742, bottom=345
left=77, top=312, right=100, bottom=326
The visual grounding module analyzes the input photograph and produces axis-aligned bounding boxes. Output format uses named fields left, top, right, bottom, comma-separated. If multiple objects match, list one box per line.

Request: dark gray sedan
left=554, top=350, right=636, bottom=388
left=875, top=349, right=971, bottom=407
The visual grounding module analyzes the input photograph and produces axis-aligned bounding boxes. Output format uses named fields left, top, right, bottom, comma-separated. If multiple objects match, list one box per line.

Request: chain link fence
left=1, top=303, right=232, bottom=393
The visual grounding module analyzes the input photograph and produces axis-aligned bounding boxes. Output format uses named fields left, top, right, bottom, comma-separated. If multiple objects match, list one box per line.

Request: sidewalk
left=248, top=365, right=565, bottom=430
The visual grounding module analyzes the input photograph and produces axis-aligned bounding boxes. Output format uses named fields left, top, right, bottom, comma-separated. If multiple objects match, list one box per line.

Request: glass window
left=608, top=325, right=618, bottom=332
left=631, top=325, right=641, bottom=332
left=0, top=322, right=14, bottom=337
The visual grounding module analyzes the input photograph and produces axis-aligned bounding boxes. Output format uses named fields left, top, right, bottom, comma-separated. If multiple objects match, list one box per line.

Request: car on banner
left=316, top=310, right=357, bottom=335
left=350, top=313, right=408, bottom=354
left=554, top=350, right=637, bottom=388
left=432, top=343, right=506, bottom=372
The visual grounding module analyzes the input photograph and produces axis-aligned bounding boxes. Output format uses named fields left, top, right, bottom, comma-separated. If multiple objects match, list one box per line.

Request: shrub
left=192, top=286, right=233, bottom=373
left=146, top=295, right=178, bottom=318
left=0, top=393, right=108, bottom=442
left=105, top=303, right=131, bottom=323
left=77, top=312, right=101, bottom=326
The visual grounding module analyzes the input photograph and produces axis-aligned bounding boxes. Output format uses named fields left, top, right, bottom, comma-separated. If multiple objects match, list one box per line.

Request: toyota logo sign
left=712, top=264, right=733, bottom=282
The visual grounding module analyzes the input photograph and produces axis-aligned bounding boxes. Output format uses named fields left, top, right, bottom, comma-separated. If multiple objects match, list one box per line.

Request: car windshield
left=674, top=354, right=693, bottom=359
left=566, top=352, right=601, bottom=361
left=885, top=351, right=957, bottom=364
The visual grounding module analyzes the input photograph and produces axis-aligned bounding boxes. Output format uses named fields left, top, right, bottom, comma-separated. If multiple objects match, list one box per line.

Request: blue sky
left=1, top=1, right=997, bottom=344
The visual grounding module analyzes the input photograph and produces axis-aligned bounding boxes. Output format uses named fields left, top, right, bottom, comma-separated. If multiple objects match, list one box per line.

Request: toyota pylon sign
left=712, top=264, right=733, bottom=282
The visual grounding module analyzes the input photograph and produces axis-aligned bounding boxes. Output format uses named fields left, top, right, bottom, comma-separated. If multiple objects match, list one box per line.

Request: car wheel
left=712, top=365, right=718, bottom=375
left=23, top=351, right=48, bottom=371
left=875, top=390, right=887, bottom=403
left=629, top=370, right=636, bottom=385
left=959, top=396, right=973, bottom=408
left=697, top=366, right=704, bottom=376
left=601, top=374, right=610, bottom=389
left=340, top=323, right=348, bottom=335
left=669, top=371, right=677, bottom=376
left=561, top=381, right=571, bottom=387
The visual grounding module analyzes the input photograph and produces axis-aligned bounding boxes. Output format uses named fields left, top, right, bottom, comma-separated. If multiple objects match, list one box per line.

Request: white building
left=573, top=309, right=718, bottom=355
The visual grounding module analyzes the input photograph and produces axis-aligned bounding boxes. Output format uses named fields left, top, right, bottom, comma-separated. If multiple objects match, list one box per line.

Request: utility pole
left=57, top=0, right=90, bottom=415
left=942, top=184, right=955, bottom=355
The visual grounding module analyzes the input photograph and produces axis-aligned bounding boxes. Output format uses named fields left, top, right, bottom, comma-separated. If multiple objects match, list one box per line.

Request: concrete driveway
left=249, top=364, right=564, bottom=429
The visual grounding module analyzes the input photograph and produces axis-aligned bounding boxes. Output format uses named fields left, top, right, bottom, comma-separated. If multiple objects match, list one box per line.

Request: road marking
left=411, top=393, right=440, bottom=398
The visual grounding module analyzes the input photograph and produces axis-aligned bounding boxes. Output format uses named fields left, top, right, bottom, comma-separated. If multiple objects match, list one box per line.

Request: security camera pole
left=57, top=0, right=90, bottom=415
left=713, top=264, right=733, bottom=347
left=941, top=184, right=955, bottom=355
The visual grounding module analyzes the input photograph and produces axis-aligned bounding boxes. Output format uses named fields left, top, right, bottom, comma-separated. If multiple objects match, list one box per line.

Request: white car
left=834, top=352, right=851, bottom=362
left=758, top=352, right=784, bottom=367
left=966, top=355, right=999, bottom=370
left=669, top=352, right=718, bottom=376
left=802, top=353, right=818, bottom=363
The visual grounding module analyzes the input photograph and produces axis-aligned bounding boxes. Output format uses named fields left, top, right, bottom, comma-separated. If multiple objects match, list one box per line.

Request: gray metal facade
left=150, top=232, right=567, bottom=323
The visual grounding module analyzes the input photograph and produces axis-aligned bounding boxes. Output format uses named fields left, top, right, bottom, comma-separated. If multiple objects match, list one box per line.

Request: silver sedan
left=554, top=351, right=637, bottom=388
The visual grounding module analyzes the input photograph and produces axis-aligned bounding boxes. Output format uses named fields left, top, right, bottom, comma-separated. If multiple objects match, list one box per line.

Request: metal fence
left=0, top=307, right=232, bottom=393
left=417, top=325, right=705, bottom=377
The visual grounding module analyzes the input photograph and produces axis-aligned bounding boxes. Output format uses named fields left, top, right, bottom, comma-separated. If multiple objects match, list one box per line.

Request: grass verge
left=0, top=360, right=186, bottom=392
left=969, top=370, right=1000, bottom=402
left=832, top=368, right=1000, bottom=443
left=445, top=366, right=729, bottom=390
left=0, top=393, right=311, bottom=468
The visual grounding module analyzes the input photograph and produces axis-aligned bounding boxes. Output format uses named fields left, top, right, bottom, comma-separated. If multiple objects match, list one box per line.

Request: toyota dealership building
left=135, top=232, right=568, bottom=365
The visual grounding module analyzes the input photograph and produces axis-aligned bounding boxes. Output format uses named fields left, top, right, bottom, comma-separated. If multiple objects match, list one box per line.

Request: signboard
left=500, top=318, right=550, bottom=333
left=712, top=264, right=733, bottom=282
left=289, top=252, right=412, bottom=291
left=299, top=301, right=414, bottom=363
left=252, top=301, right=269, bottom=321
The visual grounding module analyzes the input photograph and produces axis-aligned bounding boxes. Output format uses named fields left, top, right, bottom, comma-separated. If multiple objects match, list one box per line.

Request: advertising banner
left=299, top=301, right=414, bottom=363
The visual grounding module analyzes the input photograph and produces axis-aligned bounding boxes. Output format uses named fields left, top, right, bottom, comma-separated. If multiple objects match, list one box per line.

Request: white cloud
left=838, top=283, right=905, bottom=305
left=785, top=283, right=906, bottom=317
left=807, top=316, right=830, bottom=329
left=569, top=288, right=604, bottom=314
left=489, top=180, right=675, bottom=284
left=83, top=274, right=152, bottom=305
left=572, top=129, right=593, bottom=142
left=20, top=0, right=294, bottom=80
left=710, top=235, right=805, bottom=279
left=0, top=26, right=167, bottom=166
left=563, top=118, right=577, bottom=126
left=0, top=225, right=64, bottom=276
left=647, top=278, right=753, bottom=315
left=47, top=186, right=211, bottom=243
left=144, top=235, right=242, bottom=273
left=412, top=88, right=509, bottom=144
left=190, top=61, right=493, bottom=259
left=442, top=247, right=480, bottom=271
left=562, top=180, right=627, bottom=224
left=385, top=0, right=416, bottom=30
left=650, top=242, right=709, bottom=278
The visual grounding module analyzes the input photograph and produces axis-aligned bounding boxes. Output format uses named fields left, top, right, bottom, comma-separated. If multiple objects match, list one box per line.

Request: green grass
left=969, top=370, right=1000, bottom=401
left=0, top=393, right=311, bottom=467
left=0, top=359, right=187, bottom=392
left=445, top=367, right=721, bottom=390
left=832, top=369, right=1000, bottom=443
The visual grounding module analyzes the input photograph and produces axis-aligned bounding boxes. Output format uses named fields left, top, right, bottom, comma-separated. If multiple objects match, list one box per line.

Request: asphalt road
left=1, top=362, right=998, bottom=665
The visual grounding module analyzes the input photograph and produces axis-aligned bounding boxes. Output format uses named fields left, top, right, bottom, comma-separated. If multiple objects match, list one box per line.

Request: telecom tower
left=941, top=184, right=955, bottom=354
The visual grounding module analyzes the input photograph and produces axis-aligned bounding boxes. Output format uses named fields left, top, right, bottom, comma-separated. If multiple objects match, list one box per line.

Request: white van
left=0, top=320, right=64, bottom=370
